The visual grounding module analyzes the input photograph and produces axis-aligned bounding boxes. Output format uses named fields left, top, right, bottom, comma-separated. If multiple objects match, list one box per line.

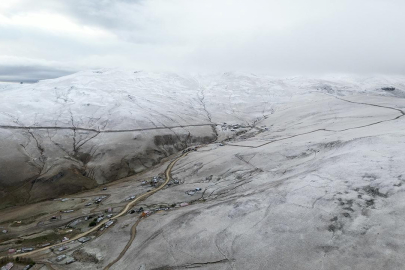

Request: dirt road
left=2, top=152, right=188, bottom=260
left=104, top=151, right=188, bottom=270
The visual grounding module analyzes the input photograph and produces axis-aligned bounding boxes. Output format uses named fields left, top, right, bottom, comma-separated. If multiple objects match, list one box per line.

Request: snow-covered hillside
left=1, top=70, right=405, bottom=269
left=1, top=70, right=404, bottom=208
left=2, top=70, right=405, bottom=129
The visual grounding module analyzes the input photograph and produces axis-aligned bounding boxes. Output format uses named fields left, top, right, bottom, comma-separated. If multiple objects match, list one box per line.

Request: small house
left=56, top=255, right=66, bottom=262
left=1, top=262, right=13, bottom=270
left=78, top=236, right=91, bottom=243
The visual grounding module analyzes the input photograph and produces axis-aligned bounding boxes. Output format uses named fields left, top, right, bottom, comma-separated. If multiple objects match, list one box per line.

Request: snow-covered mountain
left=1, top=70, right=404, bottom=208
left=2, top=70, right=405, bottom=269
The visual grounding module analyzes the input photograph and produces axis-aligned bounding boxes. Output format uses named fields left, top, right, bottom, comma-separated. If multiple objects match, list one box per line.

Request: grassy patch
left=4, top=212, right=48, bottom=227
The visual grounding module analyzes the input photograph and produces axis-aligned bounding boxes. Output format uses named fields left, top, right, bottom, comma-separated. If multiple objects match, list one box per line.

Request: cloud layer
left=0, top=0, right=404, bottom=81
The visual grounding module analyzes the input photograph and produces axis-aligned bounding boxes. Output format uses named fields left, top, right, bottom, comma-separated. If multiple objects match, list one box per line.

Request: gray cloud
left=0, top=0, right=404, bottom=82
left=62, top=0, right=145, bottom=30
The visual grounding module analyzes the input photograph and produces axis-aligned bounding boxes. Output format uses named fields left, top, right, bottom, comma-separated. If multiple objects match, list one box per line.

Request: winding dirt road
left=104, top=151, right=188, bottom=270
left=3, top=151, right=188, bottom=261
left=103, top=219, right=141, bottom=270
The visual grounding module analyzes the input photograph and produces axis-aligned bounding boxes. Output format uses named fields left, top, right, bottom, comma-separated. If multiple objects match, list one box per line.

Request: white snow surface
left=2, top=70, right=405, bottom=269
left=1, top=69, right=405, bottom=129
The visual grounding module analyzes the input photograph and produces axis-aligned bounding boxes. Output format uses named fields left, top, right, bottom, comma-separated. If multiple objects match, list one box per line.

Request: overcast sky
left=0, top=0, right=404, bottom=82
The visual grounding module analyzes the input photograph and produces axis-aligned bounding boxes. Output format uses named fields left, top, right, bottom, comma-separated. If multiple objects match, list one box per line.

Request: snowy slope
left=1, top=70, right=405, bottom=129
left=0, top=70, right=404, bottom=208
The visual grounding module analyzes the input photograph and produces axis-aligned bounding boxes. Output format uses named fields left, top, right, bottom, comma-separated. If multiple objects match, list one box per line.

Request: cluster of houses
left=128, top=206, right=164, bottom=217
left=0, top=168, right=200, bottom=267
left=221, top=123, right=263, bottom=132
left=128, top=200, right=194, bottom=218
left=167, top=179, right=180, bottom=186
left=5, top=247, right=34, bottom=255
left=96, top=216, right=104, bottom=223
left=141, top=174, right=181, bottom=188
left=141, top=176, right=164, bottom=187
left=94, top=195, right=107, bottom=204
left=84, top=195, right=108, bottom=207
left=7, top=247, right=35, bottom=255
left=128, top=207, right=143, bottom=214
left=221, top=123, right=245, bottom=131
left=151, top=176, right=163, bottom=187
left=93, top=213, right=116, bottom=230
left=9, top=219, right=96, bottom=256
left=64, top=210, right=115, bottom=231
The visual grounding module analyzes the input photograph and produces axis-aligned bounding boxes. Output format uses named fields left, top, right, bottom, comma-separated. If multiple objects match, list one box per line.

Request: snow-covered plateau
left=1, top=70, right=405, bottom=269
